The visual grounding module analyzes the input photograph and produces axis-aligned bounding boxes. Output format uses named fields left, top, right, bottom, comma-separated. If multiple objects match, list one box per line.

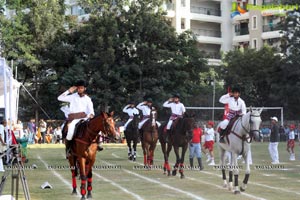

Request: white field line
left=105, top=158, right=206, bottom=200
left=40, top=155, right=144, bottom=199
left=93, top=172, right=144, bottom=200
left=112, top=151, right=293, bottom=200
left=37, top=155, right=81, bottom=198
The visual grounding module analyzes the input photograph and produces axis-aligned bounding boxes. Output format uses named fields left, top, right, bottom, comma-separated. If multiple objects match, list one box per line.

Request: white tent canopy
left=0, top=57, right=20, bottom=125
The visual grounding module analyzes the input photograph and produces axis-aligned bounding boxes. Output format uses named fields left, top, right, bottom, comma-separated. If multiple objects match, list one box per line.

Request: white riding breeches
left=219, top=119, right=229, bottom=130
left=138, top=118, right=161, bottom=129
left=167, top=120, right=173, bottom=130
left=66, top=118, right=87, bottom=140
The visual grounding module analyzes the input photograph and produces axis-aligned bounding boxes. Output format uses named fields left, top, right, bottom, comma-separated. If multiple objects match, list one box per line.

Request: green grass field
left=1, top=142, right=300, bottom=200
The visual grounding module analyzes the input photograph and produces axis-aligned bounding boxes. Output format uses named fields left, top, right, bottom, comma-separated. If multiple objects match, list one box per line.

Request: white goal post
left=186, top=107, right=284, bottom=126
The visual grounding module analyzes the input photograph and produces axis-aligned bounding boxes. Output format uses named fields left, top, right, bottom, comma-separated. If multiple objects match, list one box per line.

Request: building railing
left=204, top=51, right=221, bottom=59
left=190, top=5, right=221, bottom=16
left=235, top=27, right=249, bottom=36
left=262, top=23, right=281, bottom=32
left=192, top=28, right=222, bottom=37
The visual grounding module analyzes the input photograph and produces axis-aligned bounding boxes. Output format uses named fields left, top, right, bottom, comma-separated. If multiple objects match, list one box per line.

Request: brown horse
left=159, top=114, right=195, bottom=178
left=141, top=110, right=159, bottom=166
left=68, top=112, right=116, bottom=200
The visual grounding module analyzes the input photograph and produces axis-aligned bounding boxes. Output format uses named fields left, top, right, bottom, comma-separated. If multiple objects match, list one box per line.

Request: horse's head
left=182, top=116, right=195, bottom=140
left=150, top=108, right=157, bottom=127
left=132, top=114, right=140, bottom=127
left=248, top=108, right=263, bottom=139
left=102, top=111, right=117, bottom=137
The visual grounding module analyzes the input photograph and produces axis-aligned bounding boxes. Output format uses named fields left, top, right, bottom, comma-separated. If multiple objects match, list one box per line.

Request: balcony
left=192, top=29, right=221, bottom=37
left=235, top=27, right=249, bottom=36
left=190, top=6, right=221, bottom=16
left=262, top=24, right=281, bottom=32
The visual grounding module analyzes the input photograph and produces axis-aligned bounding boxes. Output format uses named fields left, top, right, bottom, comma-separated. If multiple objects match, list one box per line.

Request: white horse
left=217, top=108, right=262, bottom=194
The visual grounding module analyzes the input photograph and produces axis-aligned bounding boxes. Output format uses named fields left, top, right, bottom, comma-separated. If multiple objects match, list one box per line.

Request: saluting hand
left=68, top=86, right=77, bottom=93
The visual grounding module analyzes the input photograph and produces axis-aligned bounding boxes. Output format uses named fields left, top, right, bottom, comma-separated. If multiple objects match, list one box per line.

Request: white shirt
left=289, top=130, right=295, bottom=140
left=137, top=102, right=151, bottom=116
left=219, top=93, right=246, bottom=114
left=205, top=127, right=215, bottom=141
left=123, top=105, right=139, bottom=116
left=163, top=101, right=186, bottom=115
left=0, top=124, right=5, bottom=142
left=58, top=90, right=95, bottom=116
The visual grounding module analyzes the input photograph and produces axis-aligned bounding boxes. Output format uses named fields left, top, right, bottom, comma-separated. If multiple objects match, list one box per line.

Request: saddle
left=224, top=116, right=240, bottom=136
left=162, top=118, right=180, bottom=135
left=61, top=119, right=88, bottom=139
left=74, top=120, right=88, bottom=138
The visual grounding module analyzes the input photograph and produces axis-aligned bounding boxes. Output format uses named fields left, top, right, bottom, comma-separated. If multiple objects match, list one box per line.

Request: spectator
left=27, top=118, right=36, bottom=144
left=203, top=121, right=215, bottom=166
left=287, top=124, right=296, bottom=161
left=14, top=119, right=24, bottom=138
left=0, top=120, right=7, bottom=153
left=39, top=119, right=47, bottom=144
left=45, top=126, right=53, bottom=144
left=269, top=117, right=280, bottom=164
left=189, top=123, right=204, bottom=170
left=54, top=126, right=62, bottom=144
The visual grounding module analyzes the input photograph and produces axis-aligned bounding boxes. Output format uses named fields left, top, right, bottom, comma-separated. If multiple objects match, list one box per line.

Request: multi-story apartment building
left=232, top=0, right=283, bottom=52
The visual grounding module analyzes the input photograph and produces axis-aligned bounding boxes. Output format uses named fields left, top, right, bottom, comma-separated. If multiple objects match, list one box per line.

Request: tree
left=221, top=47, right=282, bottom=108
left=59, top=0, right=207, bottom=117
left=0, top=0, right=67, bottom=120
left=279, top=6, right=300, bottom=119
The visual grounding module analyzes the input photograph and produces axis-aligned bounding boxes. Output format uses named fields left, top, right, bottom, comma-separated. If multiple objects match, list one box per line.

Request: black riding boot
left=189, top=158, right=194, bottom=169
left=166, top=130, right=171, bottom=143
left=197, top=158, right=204, bottom=170
left=65, top=140, right=71, bottom=159
left=219, top=129, right=226, bottom=143
left=97, top=144, right=104, bottom=151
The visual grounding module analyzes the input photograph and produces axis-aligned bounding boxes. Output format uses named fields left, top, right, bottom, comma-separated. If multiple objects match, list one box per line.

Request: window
left=253, top=0, right=257, bottom=5
left=252, top=39, right=257, bottom=49
left=252, top=16, right=257, bottom=30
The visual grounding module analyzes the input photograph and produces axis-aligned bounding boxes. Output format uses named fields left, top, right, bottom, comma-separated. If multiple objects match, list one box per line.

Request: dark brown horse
left=159, top=114, right=195, bottom=178
left=124, top=114, right=140, bottom=161
left=68, top=112, right=116, bottom=200
left=141, top=110, right=159, bottom=166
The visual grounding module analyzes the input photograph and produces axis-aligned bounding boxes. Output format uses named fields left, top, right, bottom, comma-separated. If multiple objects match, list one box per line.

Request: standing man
left=269, top=116, right=280, bottom=164
left=39, top=119, right=47, bottom=143
left=27, top=118, right=36, bottom=144
left=163, top=94, right=186, bottom=142
left=122, top=102, right=140, bottom=131
left=58, top=80, right=95, bottom=157
left=287, top=124, right=295, bottom=161
left=189, top=123, right=204, bottom=170
left=219, top=88, right=246, bottom=142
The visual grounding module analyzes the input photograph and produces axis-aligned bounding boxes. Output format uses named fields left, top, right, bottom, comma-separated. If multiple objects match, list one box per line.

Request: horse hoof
left=234, top=190, right=241, bottom=194
left=71, top=189, right=77, bottom=195
left=223, top=184, right=227, bottom=188
left=180, top=174, right=185, bottom=179
left=87, top=193, right=92, bottom=199
left=167, top=171, right=171, bottom=176
left=172, top=170, right=177, bottom=176
left=81, top=196, right=86, bottom=200
left=240, top=187, right=245, bottom=192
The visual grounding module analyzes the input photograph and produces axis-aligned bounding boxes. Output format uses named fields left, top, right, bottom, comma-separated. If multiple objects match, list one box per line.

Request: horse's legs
left=87, top=170, right=93, bottom=199
left=78, top=158, right=87, bottom=200
left=166, top=143, right=172, bottom=176
left=240, top=152, right=250, bottom=192
left=179, top=145, right=188, bottom=179
left=220, top=148, right=227, bottom=188
left=133, top=140, right=137, bottom=161
left=142, top=143, right=149, bottom=166
left=69, top=156, right=77, bottom=194
left=149, top=143, right=157, bottom=166
left=231, top=153, right=240, bottom=194
left=172, top=146, right=180, bottom=176
left=127, top=140, right=132, bottom=160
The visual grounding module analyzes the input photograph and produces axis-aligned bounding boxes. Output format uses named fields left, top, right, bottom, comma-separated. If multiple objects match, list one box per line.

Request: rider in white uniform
left=163, top=94, right=186, bottom=142
left=58, top=80, right=95, bottom=157
left=122, top=102, right=140, bottom=131
left=219, top=88, right=246, bottom=143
